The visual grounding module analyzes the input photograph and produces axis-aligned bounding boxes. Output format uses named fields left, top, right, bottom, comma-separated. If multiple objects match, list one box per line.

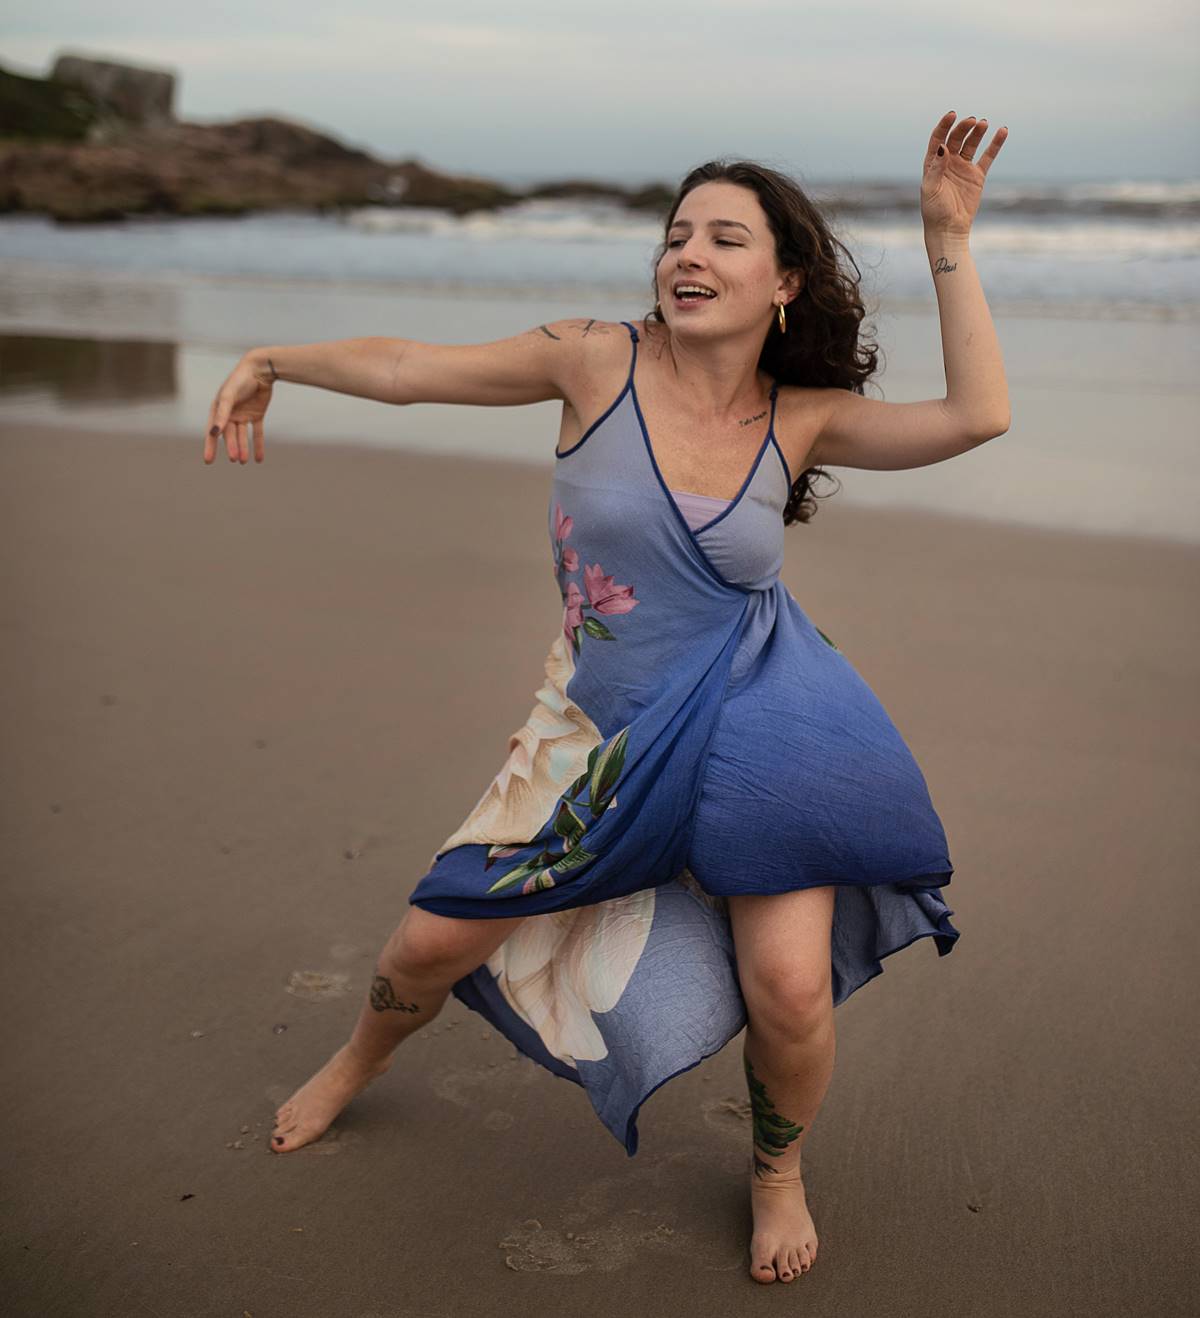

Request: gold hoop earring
left=777, top=302, right=787, bottom=333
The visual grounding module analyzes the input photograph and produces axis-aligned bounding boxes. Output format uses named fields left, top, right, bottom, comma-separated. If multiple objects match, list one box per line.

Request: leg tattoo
left=369, top=974, right=421, bottom=1013
left=744, top=1054, right=805, bottom=1177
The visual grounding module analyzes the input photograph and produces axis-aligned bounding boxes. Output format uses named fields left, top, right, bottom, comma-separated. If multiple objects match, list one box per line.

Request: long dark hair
left=645, top=159, right=881, bottom=526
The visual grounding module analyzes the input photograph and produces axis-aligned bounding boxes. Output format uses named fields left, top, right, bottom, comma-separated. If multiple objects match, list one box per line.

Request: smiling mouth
left=671, top=286, right=718, bottom=305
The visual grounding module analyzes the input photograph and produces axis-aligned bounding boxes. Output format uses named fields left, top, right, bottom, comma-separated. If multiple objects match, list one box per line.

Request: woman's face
left=655, top=180, right=793, bottom=337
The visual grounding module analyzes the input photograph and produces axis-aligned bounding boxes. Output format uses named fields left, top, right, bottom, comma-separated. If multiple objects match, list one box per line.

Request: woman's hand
left=204, top=353, right=275, bottom=465
left=921, top=111, right=1008, bottom=237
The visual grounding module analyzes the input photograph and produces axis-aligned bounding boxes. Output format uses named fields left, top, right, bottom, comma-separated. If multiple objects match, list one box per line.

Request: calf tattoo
left=369, top=974, right=421, bottom=1013
left=744, top=1055, right=805, bottom=1177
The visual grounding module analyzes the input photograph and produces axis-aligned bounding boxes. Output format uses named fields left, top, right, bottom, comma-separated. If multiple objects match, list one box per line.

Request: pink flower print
left=553, top=503, right=579, bottom=577
left=562, top=580, right=585, bottom=644
left=583, top=563, right=640, bottom=616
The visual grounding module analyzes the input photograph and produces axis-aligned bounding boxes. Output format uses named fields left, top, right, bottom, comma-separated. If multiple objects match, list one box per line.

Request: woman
left=204, top=111, right=1009, bottom=1286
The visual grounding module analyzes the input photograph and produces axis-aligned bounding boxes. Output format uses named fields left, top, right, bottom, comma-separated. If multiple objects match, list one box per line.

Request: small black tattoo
left=753, top=1154, right=781, bottom=1176
left=369, top=974, right=421, bottom=1013
left=933, top=256, right=958, bottom=275
left=739, top=409, right=768, bottom=428
left=536, top=324, right=562, bottom=340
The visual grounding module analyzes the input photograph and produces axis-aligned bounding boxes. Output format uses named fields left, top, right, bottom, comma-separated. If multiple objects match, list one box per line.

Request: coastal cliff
left=0, top=55, right=672, bottom=224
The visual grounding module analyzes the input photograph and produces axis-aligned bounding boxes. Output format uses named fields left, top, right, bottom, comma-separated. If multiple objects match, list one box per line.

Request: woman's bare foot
left=748, top=1164, right=819, bottom=1284
left=270, top=1044, right=392, bottom=1152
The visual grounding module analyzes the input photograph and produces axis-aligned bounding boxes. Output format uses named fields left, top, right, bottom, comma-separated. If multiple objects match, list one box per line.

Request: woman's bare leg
left=727, top=887, right=837, bottom=1285
left=270, top=906, right=526, bottom=1152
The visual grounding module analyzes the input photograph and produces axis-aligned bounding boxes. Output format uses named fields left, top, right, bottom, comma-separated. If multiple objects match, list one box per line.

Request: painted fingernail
left=209, top=426, right=219, bottom=437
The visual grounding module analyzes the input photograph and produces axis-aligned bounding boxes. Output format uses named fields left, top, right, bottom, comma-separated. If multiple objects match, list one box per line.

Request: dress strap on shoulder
left=619, top=320, right=639, bottom=388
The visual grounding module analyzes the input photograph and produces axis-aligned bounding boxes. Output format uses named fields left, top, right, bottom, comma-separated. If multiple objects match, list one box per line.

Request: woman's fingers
left=202, top=360, right=271, bottom=464
left=204, top=397, right=224, bottom=464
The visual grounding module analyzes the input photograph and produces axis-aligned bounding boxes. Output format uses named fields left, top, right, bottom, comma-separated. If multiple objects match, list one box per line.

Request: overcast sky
left=5, top=0, right=1197, bottom=186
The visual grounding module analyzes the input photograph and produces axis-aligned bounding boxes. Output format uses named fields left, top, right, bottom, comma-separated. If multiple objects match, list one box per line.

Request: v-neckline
left=628, top=357, right=780, bottom=540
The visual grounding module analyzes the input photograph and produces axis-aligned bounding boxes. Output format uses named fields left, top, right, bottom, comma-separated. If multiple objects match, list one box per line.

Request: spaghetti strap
left=619, top=320, right=639, bottom=387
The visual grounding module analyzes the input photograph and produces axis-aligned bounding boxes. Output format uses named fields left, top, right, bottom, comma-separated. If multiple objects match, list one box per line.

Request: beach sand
left=2, top=420, right=1197, bottom=1316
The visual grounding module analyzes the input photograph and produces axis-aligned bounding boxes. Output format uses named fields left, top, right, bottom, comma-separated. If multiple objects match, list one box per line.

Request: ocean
left=1, top=184, right=1197, bottom=542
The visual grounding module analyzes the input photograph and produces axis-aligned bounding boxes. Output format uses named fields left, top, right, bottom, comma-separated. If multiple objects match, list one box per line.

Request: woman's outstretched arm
left=242, top=321, right=597, bottom=407
left=204, top=319, right=603, bottom=464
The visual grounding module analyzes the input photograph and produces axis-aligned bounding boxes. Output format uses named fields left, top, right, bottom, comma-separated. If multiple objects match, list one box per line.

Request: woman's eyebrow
left=668, top=218, right=754, bottom=235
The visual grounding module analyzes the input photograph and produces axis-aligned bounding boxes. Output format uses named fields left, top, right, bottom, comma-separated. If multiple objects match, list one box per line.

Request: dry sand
left=2, top=421, right=1197, bottom=1317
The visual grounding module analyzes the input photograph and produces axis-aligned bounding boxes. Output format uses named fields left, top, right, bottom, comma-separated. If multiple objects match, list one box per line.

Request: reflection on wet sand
left=0, top=334, right=177, bottom=404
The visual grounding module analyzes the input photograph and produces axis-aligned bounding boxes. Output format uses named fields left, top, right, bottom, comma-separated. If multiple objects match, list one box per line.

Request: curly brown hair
left=644, top=158, right=882, bottom=526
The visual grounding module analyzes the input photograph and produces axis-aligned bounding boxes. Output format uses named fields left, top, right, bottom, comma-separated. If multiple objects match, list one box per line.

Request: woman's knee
left=740, top=961, right=833, bottom=1036
left=386, top=905, right=525, bottom=981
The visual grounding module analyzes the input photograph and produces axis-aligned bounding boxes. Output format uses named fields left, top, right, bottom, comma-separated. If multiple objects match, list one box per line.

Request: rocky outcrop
left=51, top=53, right=175, bottom=126
left=0, top=55, right=662, bottom=223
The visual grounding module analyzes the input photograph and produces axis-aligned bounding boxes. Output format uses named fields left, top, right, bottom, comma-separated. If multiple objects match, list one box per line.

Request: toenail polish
left=273, top=1136, right=283, bottom=1144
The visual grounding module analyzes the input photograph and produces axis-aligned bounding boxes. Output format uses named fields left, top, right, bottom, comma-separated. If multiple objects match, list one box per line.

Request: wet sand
left=2, top=421, right=1197, bottom=1316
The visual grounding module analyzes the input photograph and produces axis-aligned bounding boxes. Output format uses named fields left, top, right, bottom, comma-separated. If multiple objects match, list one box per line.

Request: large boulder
left=50, top=53, right=175, bottom=126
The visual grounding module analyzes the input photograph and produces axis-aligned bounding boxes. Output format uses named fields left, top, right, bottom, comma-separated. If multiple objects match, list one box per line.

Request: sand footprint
left=285, top=970, right=351, bottom=1001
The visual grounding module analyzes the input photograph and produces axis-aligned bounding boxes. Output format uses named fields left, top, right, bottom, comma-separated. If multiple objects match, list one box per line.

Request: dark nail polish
left=273, top=1136, right=283, bottom=1144
left=209, top=426, right=219, bottom=438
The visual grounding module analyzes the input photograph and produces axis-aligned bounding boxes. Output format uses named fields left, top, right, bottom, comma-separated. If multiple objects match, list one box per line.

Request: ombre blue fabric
left=409, top=319, right=960, bottom=1156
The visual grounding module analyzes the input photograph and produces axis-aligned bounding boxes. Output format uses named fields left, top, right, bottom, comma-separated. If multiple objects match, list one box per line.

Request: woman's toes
left=777, top=1253, right=795, bottom=1282
left=751, top=1256, right=777, bottom=1284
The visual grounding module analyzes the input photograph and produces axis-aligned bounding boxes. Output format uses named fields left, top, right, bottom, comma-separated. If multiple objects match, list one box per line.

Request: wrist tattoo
left=933, top=256, right=958, bottom=275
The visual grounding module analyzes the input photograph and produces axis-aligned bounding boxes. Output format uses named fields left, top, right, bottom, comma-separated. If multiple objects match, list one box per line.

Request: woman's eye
left=666, top=239, right=741, bottom=248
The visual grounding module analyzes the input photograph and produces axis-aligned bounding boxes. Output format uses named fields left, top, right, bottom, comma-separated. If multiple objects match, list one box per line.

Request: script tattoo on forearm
left=369, top=975, right=422, bottom=1013
left=744, top=1055, right=805, bottom=1178
left=933, top=255, right=958, bottom=275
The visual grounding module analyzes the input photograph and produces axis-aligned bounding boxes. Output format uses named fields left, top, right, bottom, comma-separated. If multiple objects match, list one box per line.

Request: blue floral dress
left=409, top=320, right=960, bottom=1156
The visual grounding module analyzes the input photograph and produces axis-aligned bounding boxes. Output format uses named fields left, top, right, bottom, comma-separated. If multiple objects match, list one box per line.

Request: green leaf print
left=550, top=846, right=596, bottom=875
left=567, top=743, right=601, bottom=801
left=479, top=727, right=629, bottom=896
left=486, top=852, right=552, bottom=895
left=587, top=727, right=628, bottom=817
left=552, top=800, right=587, bottom=848
left=582, top=617, right=616, bottom=640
